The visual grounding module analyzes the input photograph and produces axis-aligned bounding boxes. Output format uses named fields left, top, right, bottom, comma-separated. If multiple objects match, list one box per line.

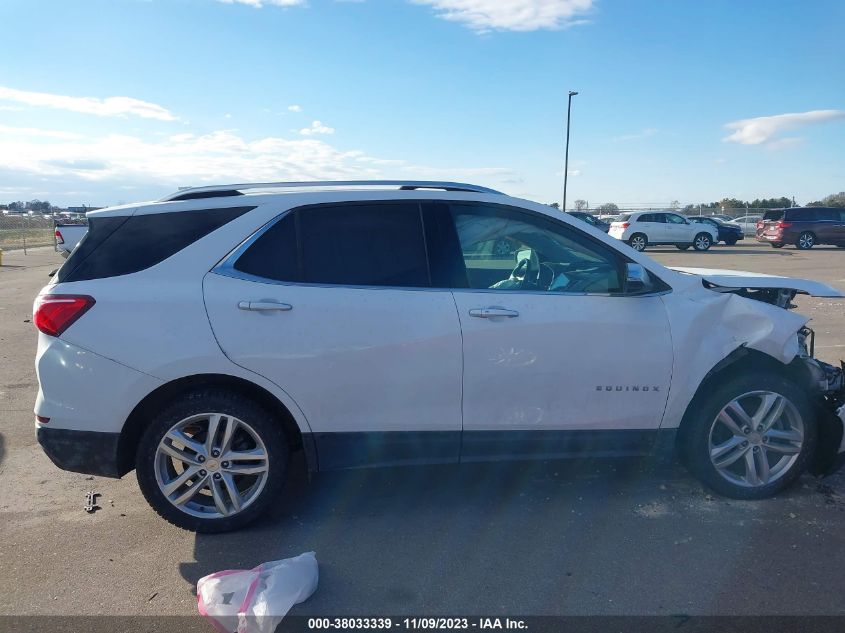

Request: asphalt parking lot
left=1, top=242, right=845, bottom=622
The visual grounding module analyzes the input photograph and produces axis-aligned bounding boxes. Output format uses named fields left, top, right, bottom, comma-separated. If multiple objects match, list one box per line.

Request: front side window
left=449, top=204, right=623, bottom=294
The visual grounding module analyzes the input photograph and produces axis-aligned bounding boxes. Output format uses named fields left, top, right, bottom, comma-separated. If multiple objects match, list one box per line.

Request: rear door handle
left=469, top=307, right=520, bottom=319
left=238, top=301, right=293, bottom=312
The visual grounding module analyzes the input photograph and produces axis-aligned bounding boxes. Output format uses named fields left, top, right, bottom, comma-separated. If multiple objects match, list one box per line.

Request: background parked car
left=54, top=223, right=87, bottom=258
left=688, top=216, right=744, bottom=245
left=756, top=207, right=845, bottom=249
left=730, top=214, right=763, bottom=236
left=608, top=211, right=718, bottom=251
left=567, top=211, right=610, bottom=232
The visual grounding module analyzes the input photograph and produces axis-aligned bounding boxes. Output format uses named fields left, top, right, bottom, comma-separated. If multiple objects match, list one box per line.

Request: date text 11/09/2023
left=307, top=618, right=528, bottom=630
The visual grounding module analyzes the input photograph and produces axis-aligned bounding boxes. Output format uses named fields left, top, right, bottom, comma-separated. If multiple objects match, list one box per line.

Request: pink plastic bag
left=197, top=552, right=319, bottom=633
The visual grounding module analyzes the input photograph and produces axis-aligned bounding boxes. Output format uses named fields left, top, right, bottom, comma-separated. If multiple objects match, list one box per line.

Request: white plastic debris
left=197, top=552, right=319, bottom=633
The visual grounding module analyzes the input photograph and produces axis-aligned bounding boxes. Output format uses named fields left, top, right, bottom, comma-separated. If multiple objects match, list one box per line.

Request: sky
left=0, top=0, right=843, bottom=209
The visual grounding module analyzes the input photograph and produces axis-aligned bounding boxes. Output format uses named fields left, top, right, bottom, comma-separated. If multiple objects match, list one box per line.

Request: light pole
left=562, top=90, right=578, bottom=212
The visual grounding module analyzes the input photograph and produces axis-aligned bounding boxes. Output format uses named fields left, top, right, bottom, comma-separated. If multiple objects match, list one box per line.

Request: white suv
left=609, top=211, right=718, bottom=252
left=33, top=181, right=845, bottom=532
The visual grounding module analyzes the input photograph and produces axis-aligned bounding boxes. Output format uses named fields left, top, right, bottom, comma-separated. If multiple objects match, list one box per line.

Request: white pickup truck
left=54, top=224, right=88, bottom=257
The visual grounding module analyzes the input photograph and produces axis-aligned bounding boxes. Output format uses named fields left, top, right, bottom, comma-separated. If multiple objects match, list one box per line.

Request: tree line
left=552, top=191, right=845, bottom=213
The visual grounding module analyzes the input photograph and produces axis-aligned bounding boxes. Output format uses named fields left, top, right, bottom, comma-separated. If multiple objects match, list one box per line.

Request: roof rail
left=159, top=180, right=504, bottom=202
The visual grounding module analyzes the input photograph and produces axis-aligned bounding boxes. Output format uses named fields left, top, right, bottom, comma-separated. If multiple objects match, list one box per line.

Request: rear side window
left=235, top=202, right=431, bottom=288
left=298, top=203, right=429, bottom=287
left=57, top=206, right=254, bottom=283
left=233, top=212, right=299, bottom=282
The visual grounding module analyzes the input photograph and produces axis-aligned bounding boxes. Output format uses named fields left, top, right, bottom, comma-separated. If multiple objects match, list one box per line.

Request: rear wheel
left=681, top=371, right=816, bottom=499
left=796, top=232, right=815, bottom=250
left=136, top=390, right=288, bottom=532
left=676, top=244, right=690, bottom=251
left=628, top=233, right=647, bottom=252
left=724, top=237, right=738, bottom=246
left=693, top=232, right=712, bottom=251
left=771, top=243, right=784, bottom=249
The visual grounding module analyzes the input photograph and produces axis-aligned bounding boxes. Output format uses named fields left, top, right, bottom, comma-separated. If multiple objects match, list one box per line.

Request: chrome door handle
left=469, top=307, right=519, bottom=319
left=238, top=301, right=293, bottom=312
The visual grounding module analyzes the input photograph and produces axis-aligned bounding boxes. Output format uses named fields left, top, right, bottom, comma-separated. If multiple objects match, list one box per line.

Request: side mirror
left=625, top=263, right=651, bottom=294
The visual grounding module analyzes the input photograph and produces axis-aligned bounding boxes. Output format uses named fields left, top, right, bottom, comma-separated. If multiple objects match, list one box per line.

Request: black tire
left=724, top=237, right=738, bottom=246
left=628, top=233, right=647, bottom=252
left=676, top=244, right=690, bottom=251
left=692, top=232, right=712, bottom=251
left=680, top=370, right=817, bottom=500
left=796, top=232, right=815, bottom=250
left=771, top=243, right=784, bottom=249
left=136, top=389, right=289, bottom=532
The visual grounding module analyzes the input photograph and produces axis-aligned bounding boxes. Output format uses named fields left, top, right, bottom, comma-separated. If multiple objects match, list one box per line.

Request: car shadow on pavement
left=178, top=452, right=843, bottom=615
left=0, top=432, right=5, bottom=467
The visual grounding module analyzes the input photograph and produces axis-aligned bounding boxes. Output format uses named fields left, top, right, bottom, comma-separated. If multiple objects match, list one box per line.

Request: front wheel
left=693, top=232, right=712, bottom=251
left=796, top=232, right=815, bottom=250
left=680, top=371, right=816, bottom=499
left=136, top=390, right=289, bottom=532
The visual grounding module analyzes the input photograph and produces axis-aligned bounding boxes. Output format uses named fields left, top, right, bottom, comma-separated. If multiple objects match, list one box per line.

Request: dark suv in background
left=756, top=207, right=845, bottom=249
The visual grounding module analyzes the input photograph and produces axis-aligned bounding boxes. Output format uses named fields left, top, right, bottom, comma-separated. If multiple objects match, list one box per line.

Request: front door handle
left=469, top=307, right=520, bottom=319
left=238, top=301, right=293, bottom=312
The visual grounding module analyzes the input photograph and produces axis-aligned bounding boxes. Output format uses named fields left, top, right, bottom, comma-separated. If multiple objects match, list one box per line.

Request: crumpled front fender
left=660, top=288, right=808, bottom=430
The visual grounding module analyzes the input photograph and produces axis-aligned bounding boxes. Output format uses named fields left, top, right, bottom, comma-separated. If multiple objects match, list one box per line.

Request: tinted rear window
left=57, top=206, right=253, bottom=283
left=616, top=214, right=631, bottom=222
left=763, top=210, right=785, bottom=221
left=234, top=202, right=431, bottom=288
left=298, top=203, right=429, bottom=287
left=233, top=212, right=299, bottom=282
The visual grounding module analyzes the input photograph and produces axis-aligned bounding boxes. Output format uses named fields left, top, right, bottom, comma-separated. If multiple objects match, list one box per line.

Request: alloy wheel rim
left=800, top=234, right=813, bottom=248
left=154, top=413, right=269, bottom=519
left=708, top=391, right=803, bottom=488
left=696, top=236, right=710, bottom=249
left=632, top=237, right=645, bottom=250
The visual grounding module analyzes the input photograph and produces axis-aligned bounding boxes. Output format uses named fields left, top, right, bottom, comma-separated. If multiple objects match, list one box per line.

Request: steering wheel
left=509, top=256, right=539, bottom=289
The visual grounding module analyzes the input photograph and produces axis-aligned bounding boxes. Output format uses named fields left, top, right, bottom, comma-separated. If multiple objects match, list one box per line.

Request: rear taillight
left=33, top=295, right=95, bottom=337
left=55, top=229, right=64, bottom=244
left=776, top=221, right=792, bottom=229
left=618, top=222, right=630, bottom=229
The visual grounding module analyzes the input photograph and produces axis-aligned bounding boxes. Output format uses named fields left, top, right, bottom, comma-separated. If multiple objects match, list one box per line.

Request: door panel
left=444, top=202, right=675, bottom=459
left=203, top=200, right=465, bottom=470
left=205, top=273, right=464, bottom=466
left=453, top=292, right=674, bottom=434
left=637, top=215, right=666, bottom=242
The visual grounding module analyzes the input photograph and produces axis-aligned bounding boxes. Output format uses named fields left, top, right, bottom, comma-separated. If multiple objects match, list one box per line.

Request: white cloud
left=612, top=128, right=657, bottom=142
left=0, top=129, right=519, bottom=196
left=287, top=104, right=302, bottom=112
left=723, top=110, right=845, bottom=146
left=411, top=0, right=594, bottom=32
left=216, top=0, right=305, bottom=7
left=0, top=124, right=83, bottom=140
left=0, top=86, right=177, bottom=121
left=300, top=120, right=335, bottom=136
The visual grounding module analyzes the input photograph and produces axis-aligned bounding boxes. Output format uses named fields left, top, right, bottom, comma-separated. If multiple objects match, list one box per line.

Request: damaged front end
left=796, top=330, right=845, bottom=476
left=668, top=266, right=845, bottom=476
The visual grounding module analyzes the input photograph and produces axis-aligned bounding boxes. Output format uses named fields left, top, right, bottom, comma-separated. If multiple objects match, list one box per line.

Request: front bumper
left=37, top=426, right=122, bottom=478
